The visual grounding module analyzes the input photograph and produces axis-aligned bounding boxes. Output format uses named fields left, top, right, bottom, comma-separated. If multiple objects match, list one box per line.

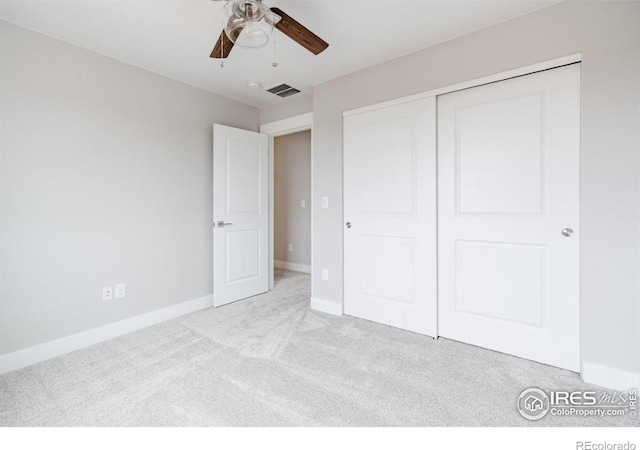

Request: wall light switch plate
left=288, top=243, right=293, bottom=252
left=115, top=283, right=126, bottom=299
left=102, top=286, right=113, bottom=301
left=322, top=269, right=329, bottom=281
left=301, top=199, right=306, bottom=208
left=321, top=197, right=329, bottom=209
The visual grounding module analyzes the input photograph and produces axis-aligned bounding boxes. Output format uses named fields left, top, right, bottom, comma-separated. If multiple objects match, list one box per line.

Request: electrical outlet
left=115, top=283, right=126, bottom=299
left=301, top=199, right=306, bottom=208
left=322, top=269, right=329, bottom=281
left=102, top=286, right=113, bottom=301
left=288, top=243, right=293, bottom=252
left=321, top=197, right=329, bottom=209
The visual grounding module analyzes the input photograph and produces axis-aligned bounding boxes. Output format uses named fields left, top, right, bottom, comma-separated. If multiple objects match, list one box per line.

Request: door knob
left=561, top=228, right=574, bottom=237
left=346, top=222, right=351, bottom=228
left=216, top=221, right=233, bottom=228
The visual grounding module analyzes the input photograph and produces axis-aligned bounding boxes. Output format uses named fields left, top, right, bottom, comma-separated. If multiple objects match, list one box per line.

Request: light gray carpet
left=0, top=270, right=633, bottom=427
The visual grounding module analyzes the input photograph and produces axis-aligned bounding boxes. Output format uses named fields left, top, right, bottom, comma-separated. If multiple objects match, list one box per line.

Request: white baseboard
left=0, top=294, right=213, bottom=375
left=274, top=260, right=311, bottom=274
left=310, top=297, right=343, bottom=316
left=581, top=361, right=640, bottom=391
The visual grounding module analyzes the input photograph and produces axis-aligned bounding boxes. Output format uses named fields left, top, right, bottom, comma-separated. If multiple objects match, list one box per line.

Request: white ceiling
left=0, top=0, right=557, bottom=108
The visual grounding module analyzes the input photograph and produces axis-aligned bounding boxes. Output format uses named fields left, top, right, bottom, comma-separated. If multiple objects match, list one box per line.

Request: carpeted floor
left=0, top=269, right=633, bottom=427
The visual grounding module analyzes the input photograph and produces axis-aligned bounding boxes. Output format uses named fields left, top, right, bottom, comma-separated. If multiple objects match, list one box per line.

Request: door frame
left=260, top=112, right=314, bottom=290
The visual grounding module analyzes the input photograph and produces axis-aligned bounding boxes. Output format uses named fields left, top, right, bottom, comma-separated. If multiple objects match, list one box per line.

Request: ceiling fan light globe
left=223, top=0, right=274, bottom=49
left=226, top=20, right=271, bottom=48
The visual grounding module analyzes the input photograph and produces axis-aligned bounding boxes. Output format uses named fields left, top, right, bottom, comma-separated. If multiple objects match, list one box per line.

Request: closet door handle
left=561, top=228, right=573, bottom=237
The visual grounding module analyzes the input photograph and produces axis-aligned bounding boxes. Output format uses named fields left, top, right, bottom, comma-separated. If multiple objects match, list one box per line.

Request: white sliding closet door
left=437, top=64, right=581, bottom=371
left=343, top=97, right=437, bottom=336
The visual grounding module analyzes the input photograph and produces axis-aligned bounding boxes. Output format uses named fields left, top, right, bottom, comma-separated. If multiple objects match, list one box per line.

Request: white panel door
left=213, top=124, right=268, bottom=307
left=344, top=97, right=437, bottom=336
left=438, top=64, right=580, bottom=371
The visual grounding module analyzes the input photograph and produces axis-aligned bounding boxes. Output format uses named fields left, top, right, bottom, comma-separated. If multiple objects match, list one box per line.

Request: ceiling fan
left=210, top=0, right=329, bottom=59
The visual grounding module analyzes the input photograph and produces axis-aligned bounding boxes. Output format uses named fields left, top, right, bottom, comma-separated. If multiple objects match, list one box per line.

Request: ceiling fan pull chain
left=220, top=11, right=225, bottom=68
left=272, top=27, right=278, bottom=68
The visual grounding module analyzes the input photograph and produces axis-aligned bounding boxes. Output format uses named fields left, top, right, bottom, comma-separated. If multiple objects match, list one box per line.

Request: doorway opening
left=273, top=131, right=312, bottom=280
left=260, top=112, right=313, bottom=293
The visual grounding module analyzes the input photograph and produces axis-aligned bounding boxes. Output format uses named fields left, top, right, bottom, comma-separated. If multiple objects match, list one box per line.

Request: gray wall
left=309, top=1, right=640, bottom=375
left=0, top=21, right=259, bottom=354
left=260, top=93, right=313, bottom=125
left=274, top=131, right=311, bottom=267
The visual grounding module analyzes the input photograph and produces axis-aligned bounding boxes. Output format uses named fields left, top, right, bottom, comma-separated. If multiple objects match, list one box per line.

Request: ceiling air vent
left=266, top=83, right=301, bottom=98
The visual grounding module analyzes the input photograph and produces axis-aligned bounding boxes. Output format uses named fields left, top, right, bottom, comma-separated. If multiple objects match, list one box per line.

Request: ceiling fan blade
left=270, top=7, right=329, bottom=55
left=210, top=28, right=243, bottom=59
left=210, top=30, right=234, bottom=59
